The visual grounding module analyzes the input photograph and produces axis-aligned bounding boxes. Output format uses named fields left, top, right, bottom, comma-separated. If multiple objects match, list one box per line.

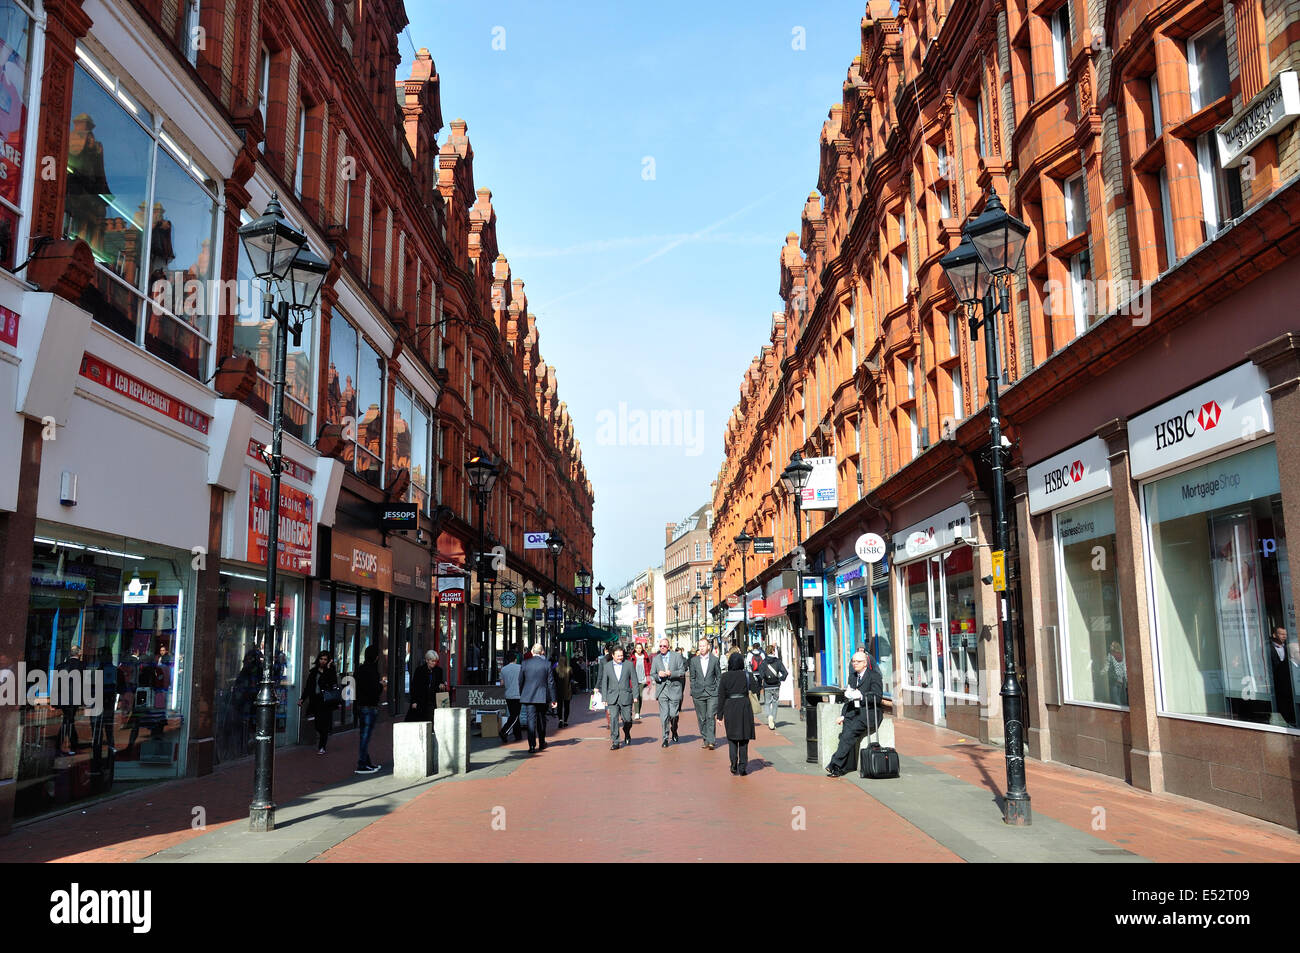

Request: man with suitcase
left=826, top=652, right=884, bottom=778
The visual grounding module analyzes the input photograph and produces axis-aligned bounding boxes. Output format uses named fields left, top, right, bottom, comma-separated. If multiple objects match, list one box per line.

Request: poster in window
left=1209, top=512, right=1268, bottom=701
left=0, top=7, right=29, bottom=208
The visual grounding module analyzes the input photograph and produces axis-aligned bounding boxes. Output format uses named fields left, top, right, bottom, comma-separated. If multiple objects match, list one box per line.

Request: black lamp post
left=689, top=592, right=700, bottom=644
left=595, top=582, right=605, bottom=628
left=712, top=561, right=725, bottom=647
left=606, top=594, right=617, bottom=635
left=734, top=531, right=752, bottom=646
left=465, top=449, right=498, bottom=684
left=546, top=530, right=563, bottom=655
left=575, top=567, right=591, bottom=660
left=781, top=450, right=815, bottom=753
left=939, top=188, right=1032, bottom=826
left=239, top=195, right=326, bottom=833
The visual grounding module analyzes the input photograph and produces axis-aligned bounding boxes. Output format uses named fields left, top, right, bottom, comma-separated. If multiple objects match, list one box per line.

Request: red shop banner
left=247, top=470, right=314, bottom=573
left=79, top=354, right=211, bottom=434
left=0, top=304, right=16, bottom=347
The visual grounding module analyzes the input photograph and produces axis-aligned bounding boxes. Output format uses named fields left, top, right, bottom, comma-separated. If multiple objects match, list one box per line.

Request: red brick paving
left=314, top=695, right=961, bottom=864
left=889, top=719, right=1300, bottom=863
left=0, top=727, right=393, bottom=863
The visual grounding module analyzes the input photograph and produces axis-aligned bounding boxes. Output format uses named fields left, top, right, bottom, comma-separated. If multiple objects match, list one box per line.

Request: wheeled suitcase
left=859, top=696, right=900, bottom=779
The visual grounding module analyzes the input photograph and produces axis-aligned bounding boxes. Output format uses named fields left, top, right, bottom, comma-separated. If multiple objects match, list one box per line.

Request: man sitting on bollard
left=826, top=652, right=883, bottom=778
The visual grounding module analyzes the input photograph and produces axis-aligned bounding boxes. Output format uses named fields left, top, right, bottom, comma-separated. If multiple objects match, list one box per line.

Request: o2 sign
left=855, top=532, right=886, bottom=564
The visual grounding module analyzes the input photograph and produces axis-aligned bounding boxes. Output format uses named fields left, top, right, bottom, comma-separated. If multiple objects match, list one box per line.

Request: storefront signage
left=726, top=594, right=739, bottom=607
left=438, top=588, right=464, bottom=604
left=854, top=532, right=887, bottom=563
left=893, top=502, right=972, bottom=562
left=0, top=304, right=18, bottom=347
left=247, top=472, right=314, bottom=573
left=1027, top=436, right=1112, bottom=515
left=752, top=536, right=775, bottom=554
left=500, top=590, right=518, bottom=608
left=800, top=456, right=838, bottom=510
left=1217, top=71, right=1300, bottom=168
left=1128, top=363, right=1273, bottom=479
left=523, top=531, right=550, bottom=550
left=727, top=607, right=743, bottom=621
left=245, top=439, right=314, bottom=483
left=79, top=354, right=210, bottom=434
left=801, top=576, right=822, bottom=598
left=390, top=540, right=431, bottom=602
left=330, top=530, right=393, bottom=592
left=381, top=503, right=419, bottom=530
left=524, top=593, right=543, bottom=609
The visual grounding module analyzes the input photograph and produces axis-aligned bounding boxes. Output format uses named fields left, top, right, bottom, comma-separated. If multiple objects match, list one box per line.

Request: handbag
left=321, top=686, right=342, bottom=707
left=589, top=689, right=606, bottom=711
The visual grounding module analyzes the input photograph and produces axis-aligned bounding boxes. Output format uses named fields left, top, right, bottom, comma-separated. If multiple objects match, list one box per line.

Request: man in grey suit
left=689, top=637, right=721, bottom=750
left=651, top=635, right=686, bottom=747
left=600, top=646, right=638, bottom=749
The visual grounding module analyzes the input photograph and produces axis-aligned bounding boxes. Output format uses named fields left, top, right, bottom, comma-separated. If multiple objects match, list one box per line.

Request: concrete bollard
left=433, top=707, right=470, bottom=775
left=393, top=720, right=435, bottom=779
left=817, top=701, right=842, bottom=769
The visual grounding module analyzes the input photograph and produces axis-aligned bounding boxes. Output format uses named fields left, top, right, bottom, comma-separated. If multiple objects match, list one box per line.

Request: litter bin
left=803, top=685, right=846, bottom=764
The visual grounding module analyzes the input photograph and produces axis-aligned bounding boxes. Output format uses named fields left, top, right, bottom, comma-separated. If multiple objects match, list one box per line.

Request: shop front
left=892, top=502, right=983, bottom=734
left=434, top=567, right=465, bottom=685
left=389, top=538, right=432, bottom=718
left=18, top=525, right=194, bottom=819
left=317, top=529, right=391, bottom=731
left=762, top=576, right=797, bottom=706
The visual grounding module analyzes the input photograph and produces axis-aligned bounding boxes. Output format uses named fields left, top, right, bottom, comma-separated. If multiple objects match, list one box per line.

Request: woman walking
left=631, top=642, right=651, bottom=721
left=717, top=654, right=756, bottom=775
left=555, top=655, right=574, bottom=727
left=298, top=651, right=339, bottom=754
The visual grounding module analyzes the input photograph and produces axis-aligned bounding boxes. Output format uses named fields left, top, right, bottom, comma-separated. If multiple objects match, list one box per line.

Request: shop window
left=0, top=0, right=36, bottom=271
left=1145, top=443, right=1296, bottom=729
left=1196, top=131, right=1243, bottom=237
left=1055, top=496, right=1127, bottom=706
left=232, top=209, right=315, bottom=441
left=325, top=309, right=385, bottom=486
left=903, top=561, right=934, bottom=692
left=1187, top=21, right=1230, bottom=111
left=64, top=50, right=219, bottom=381
left=873, top=584, right=894, bottom=695
left=392, top=381, right=432, bottom=511
left=1050, top=3, right=1070, bottom=85
left=943, top=546, right=978, bottom=698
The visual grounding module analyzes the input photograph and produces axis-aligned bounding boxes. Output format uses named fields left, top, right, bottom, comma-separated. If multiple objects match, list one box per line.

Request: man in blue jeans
left=355, top=645, right=386, bottom=773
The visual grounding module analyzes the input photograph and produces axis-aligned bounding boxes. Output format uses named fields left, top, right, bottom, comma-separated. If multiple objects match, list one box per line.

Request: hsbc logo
left=1043, top=459, right=1085, bottom=496
left=1155, top=399, right=1221, bottom=452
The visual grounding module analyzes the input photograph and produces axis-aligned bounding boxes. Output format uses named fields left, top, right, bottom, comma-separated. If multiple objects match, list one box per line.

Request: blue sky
left=402, top=1, right=865, bottom=594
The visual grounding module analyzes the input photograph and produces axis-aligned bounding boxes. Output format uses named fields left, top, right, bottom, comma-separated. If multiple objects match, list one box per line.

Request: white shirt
left=699, top=654, right=711, bottom=676
left=613, top=663, right=624, bottom=681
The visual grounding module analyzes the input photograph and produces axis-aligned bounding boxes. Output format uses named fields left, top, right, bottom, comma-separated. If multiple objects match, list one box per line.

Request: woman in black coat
left=298, top=651, right=338, bottom=754
left=717, top=653, right=756, bottom=775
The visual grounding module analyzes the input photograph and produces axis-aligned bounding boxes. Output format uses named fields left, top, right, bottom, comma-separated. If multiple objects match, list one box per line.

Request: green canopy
left=556, top=622, right=616, bottom=643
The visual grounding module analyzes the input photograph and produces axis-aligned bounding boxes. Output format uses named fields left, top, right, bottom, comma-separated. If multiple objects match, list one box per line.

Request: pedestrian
left=555, top=655, right=574, bottom=727
left=689, top=637, right=721, bottom=750
left=498, top=651, right=524, bottom=743
left=759, top=644, right=789, bottom=730
left=517, top=642, right=556, bottom=753
left=91, top=645, right=118, bottom=768
left=355, top=644, right=386, bottom=773
left=650, top=635, right=686, bottom=747
left=599, top=645, right=638, bottom=749
left=298, top=651, right=339, bottom=754
left=826, top=651, right=884, bottom=778
left=407, top=650, right=445, bottom=721
left=55, top=647, right=84, bottom=755
left=630, top=642, right=650, bottom=720
left=717, top=653, right=755, bottom=775
left=748, top=643, right=766, bottom=713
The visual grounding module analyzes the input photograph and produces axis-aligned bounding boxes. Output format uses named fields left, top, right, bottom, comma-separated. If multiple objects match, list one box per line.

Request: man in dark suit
left=1269, top=627, right=1295, bottom=726
left=689, top=637, right=721, bottom=750
left=827, top=651, right=884, bottom=778
left=600, top=645, right=638, bottom=749
left=517, top=642, right=556, bottom=753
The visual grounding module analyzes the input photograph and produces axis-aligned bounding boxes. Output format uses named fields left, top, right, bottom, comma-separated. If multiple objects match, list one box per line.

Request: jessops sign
left=1128, top=364, right=1273, bottom=479
left=1027, top=436, right=1112, bottom=515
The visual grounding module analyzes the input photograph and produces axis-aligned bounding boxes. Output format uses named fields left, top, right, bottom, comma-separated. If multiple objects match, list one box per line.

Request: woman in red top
left=631, top=643, right=651, bottom=720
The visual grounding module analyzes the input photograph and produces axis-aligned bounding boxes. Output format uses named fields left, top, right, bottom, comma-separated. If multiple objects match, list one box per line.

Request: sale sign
left=247, top=471, right=314, bottom=572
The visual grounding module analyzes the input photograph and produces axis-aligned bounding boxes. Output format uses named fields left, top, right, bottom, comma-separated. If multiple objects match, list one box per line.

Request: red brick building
left=714, top=0, right=1300, bottom=827
left=0, top=0, right=591, bottom=831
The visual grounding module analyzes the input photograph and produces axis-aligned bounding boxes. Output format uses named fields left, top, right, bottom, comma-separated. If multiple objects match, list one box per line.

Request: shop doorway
left=901, top=546, right=978, bottom=726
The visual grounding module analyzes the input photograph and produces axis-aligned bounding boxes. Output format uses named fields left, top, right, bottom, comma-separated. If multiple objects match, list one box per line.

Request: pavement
left=3, top=690, right=1300, bottom=864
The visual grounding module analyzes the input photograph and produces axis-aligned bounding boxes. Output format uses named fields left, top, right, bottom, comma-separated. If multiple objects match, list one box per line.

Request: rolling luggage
left=859, top=696, right=900, bottom=779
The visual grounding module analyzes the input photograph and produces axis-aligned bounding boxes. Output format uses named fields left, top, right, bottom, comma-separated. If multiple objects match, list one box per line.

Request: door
left=927, top=554, right=946, bottom=725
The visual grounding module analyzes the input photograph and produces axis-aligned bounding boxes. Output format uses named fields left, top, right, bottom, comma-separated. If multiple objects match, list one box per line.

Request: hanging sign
left=752, top=537, right=775, bottom=554
left=855, top=532, right=887, bottom=563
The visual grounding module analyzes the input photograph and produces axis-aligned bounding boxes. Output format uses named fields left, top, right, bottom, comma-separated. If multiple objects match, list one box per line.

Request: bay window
left=0, top=0, right=36, bottom=270
left=325, top=309, right=385, bottom=486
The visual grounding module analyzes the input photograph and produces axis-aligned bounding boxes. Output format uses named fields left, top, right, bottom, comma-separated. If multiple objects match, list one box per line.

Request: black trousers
left=314, top=710, right=331, bottom=749
left=728, top=740, right=749, bottom=767
left=524, top=703, right=548, bottom=748
left=829, top=713, right=877, bottom=773
left=500, top=699, right=523, bottom=739
left=558, top=695, right=571, bottom=723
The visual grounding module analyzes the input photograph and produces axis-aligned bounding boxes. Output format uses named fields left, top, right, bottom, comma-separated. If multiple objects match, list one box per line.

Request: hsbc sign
left=1027, top=437, right=1111, bottom=515
left=1129, top=364, right=1273, bottom=479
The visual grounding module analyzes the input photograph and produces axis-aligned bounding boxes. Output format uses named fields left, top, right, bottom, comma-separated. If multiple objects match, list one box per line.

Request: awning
left=556, top=622, right=616, bottom=644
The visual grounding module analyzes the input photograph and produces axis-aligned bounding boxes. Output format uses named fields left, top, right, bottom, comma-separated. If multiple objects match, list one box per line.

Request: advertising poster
left=247, top=471, right=314, bottom=573
left=1209, top=513, right=1267, bottom=701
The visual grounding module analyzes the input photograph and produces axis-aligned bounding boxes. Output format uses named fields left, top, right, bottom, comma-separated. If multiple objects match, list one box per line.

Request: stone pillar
left=28, top=0, right=93, bottom=250
left=1097, top=417, right=1163, bottom=793
left=1009, top=466, right=1055, bottom=762
left=1248, top=334, right=1300, bottom=638
left=0, top=420, right=45, bottom=834
left=186, top=487, right=224, bottom=777
left=964, top=488, right=1003, bottom=745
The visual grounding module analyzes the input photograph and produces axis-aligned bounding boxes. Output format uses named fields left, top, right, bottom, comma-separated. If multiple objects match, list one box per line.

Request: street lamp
left=781, top=450, right=815, bottom=754
left=606, top=594, right=617, bottom=638
left=595, top=582, right=605, bottom=627
left=712, top=561, right=725, bottom=647
left=546, top=530, right=563, bottom=655
left=239, top=196, right=324, bottom=833
left=465, top=449, right=498, bottom=683
left=734, top=530, right=752, bottom=647
left=939, top=187, right=1032, bottom=827
left=689, top=592, right=701, bottom=644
